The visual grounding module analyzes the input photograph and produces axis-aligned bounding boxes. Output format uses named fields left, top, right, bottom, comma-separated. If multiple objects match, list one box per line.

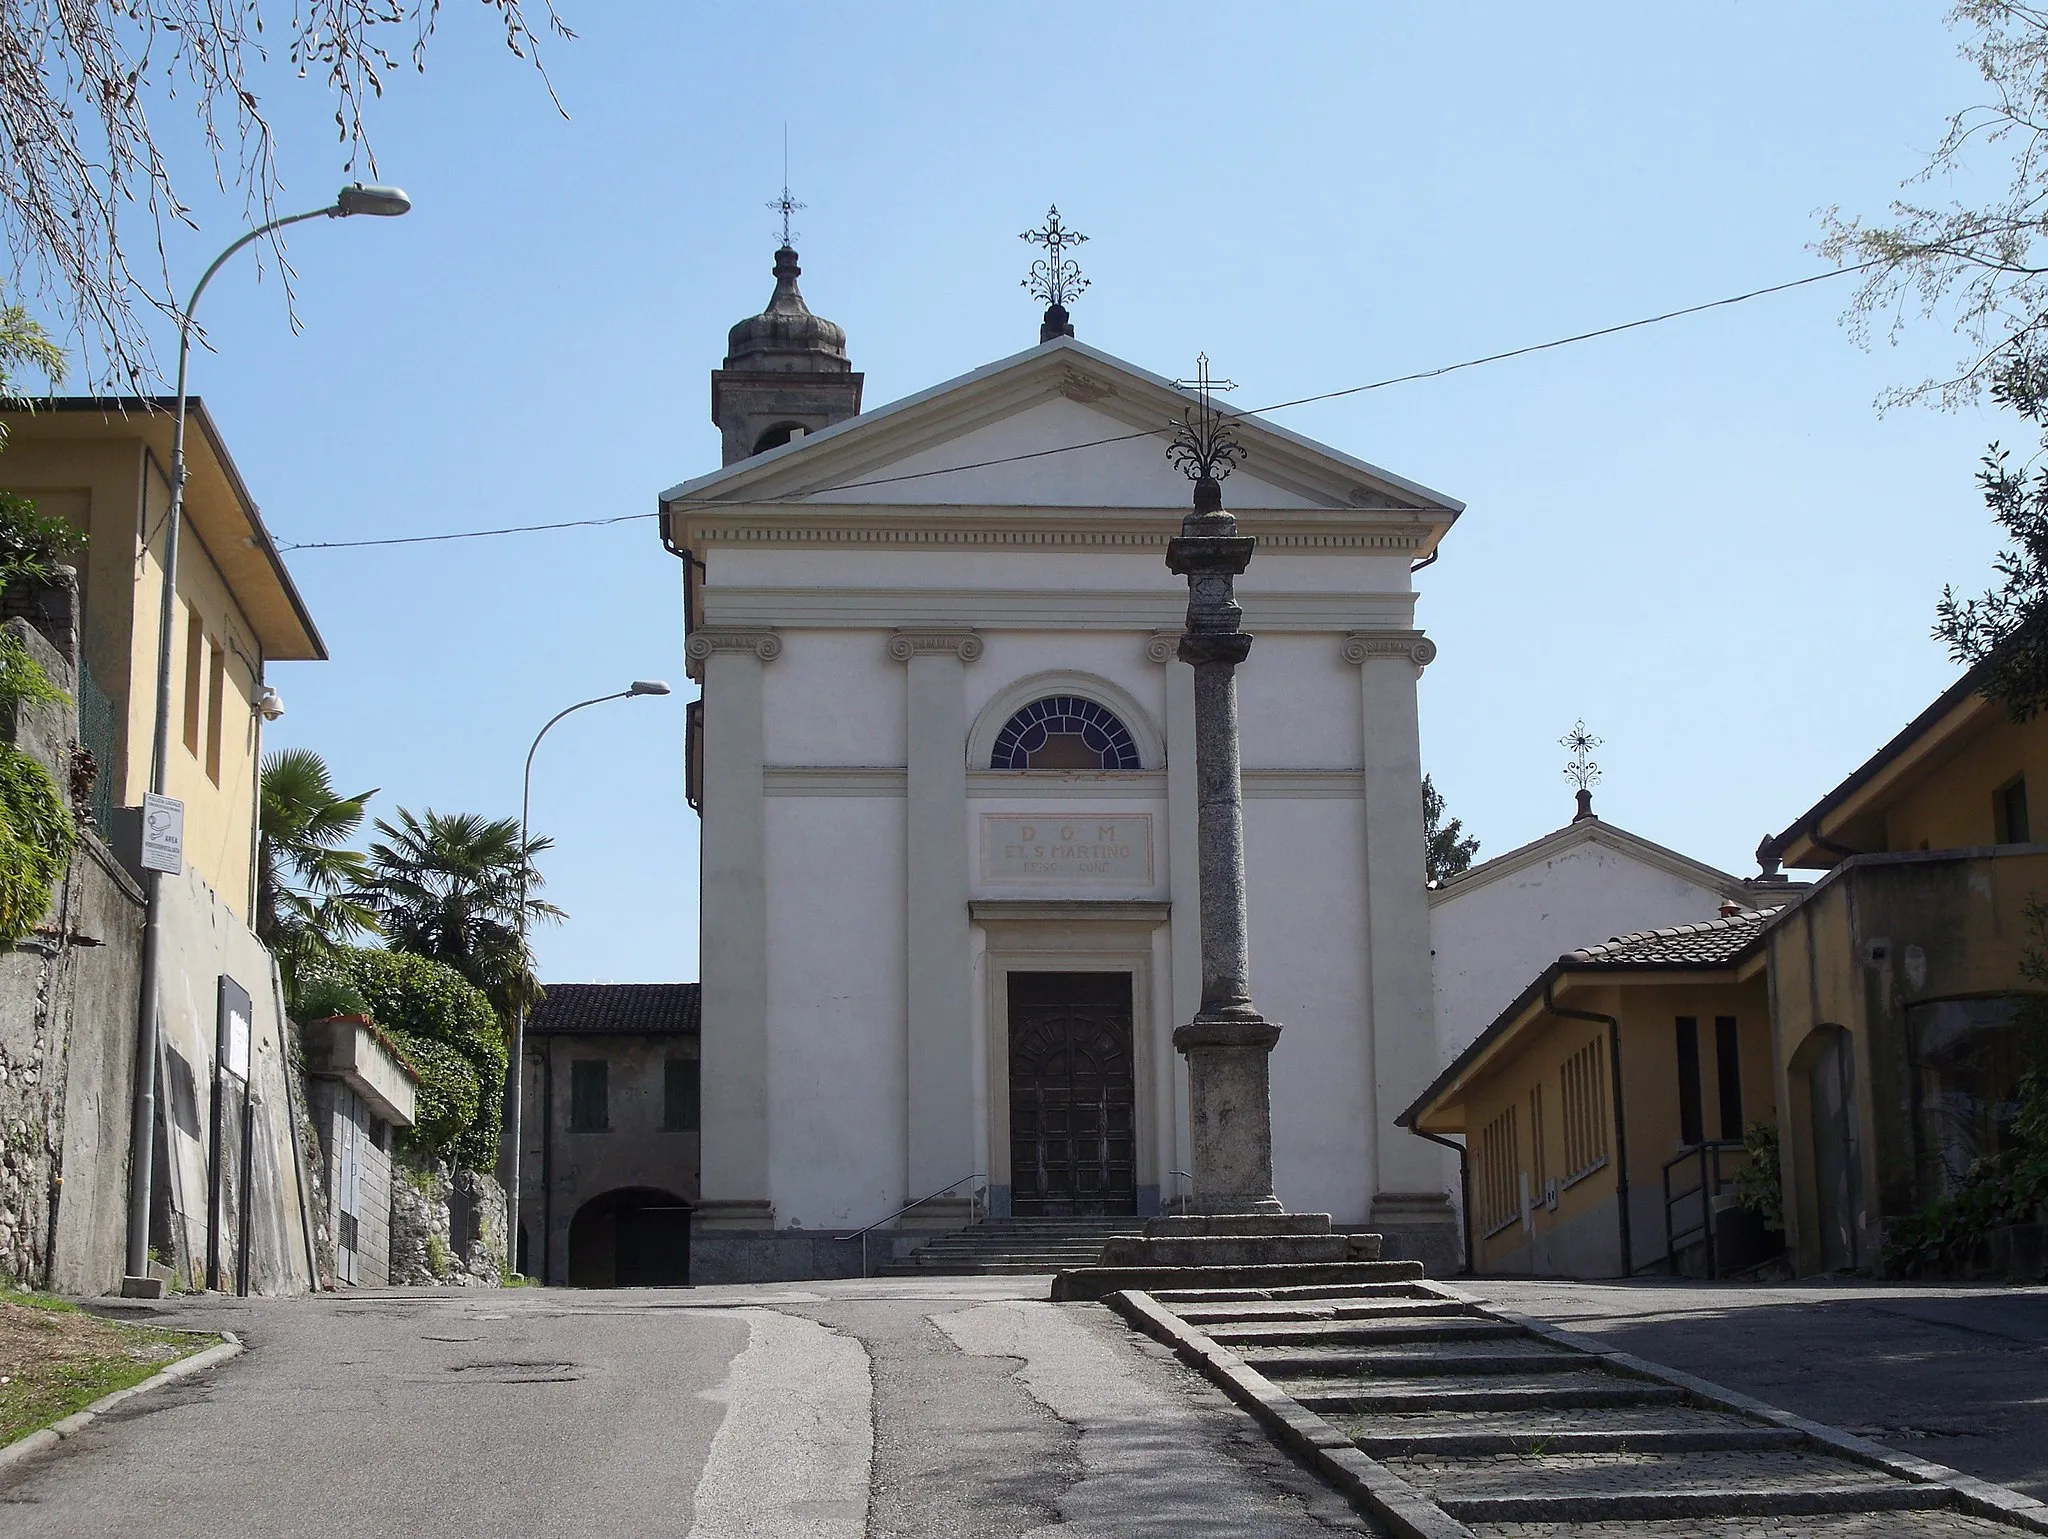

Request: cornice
left=702, top=588, right=1417, bottom=634
left=967, top=769, right=1165, bottom=800
left=683, top=627, right=780, bottom=683
left=675, top=506, right=1442, bottom=555
left=887, top=629, right=983, bottom=663
left=1341, top=629, right=1438, bottom=672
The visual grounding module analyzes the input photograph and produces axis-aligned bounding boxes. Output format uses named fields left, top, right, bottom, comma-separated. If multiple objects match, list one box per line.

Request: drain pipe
left=1411, top=1129, right=1472, bottom=1274
left=1545, top=982, right=1631, bottom=1277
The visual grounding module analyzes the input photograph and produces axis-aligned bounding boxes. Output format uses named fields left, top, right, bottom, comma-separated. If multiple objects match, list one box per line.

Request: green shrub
left=1732, top=1120, right=1784, bottom=1232
left=1887, top=1068, right=2048, bottom=1276
left=0, top=741, right=73, bottom=946
left=293, top=972, right=372, bottom=1023
left=0, top=490, right=84, bottom=593
left=326, top=947, right=505, bottom=1171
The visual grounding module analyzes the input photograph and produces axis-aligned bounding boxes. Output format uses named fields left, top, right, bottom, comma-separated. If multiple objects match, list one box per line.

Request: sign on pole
left=141, top=792, right=184, bottom=875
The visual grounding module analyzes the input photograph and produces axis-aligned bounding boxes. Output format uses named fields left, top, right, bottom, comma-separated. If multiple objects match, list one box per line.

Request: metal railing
left=1662, top=1140, right=1747, bottom=1278
left=76, top=657, right=116, bottom=836
left=834, top=1173, right=987, bottom=1279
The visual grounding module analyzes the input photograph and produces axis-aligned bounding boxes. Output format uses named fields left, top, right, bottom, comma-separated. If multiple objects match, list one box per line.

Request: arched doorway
left=566, top=1188, right=692, bottom=1287
left=1792, top=1025, right=1861, bottom=1272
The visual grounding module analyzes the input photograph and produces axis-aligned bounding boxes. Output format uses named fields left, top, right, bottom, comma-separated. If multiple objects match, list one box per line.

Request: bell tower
left=711, top=187, right=862, bottom=466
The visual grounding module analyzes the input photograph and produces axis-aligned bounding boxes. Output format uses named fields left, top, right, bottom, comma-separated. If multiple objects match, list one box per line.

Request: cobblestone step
left=1151, top=1280, right=1444, bottom=1306
left=1173, top=1297, right=1475, bottom=1325
left=1387, top=1449, right=1948, bottom=1525
left=1249, top=1347, right=1583, bottom=1378
left=1470, top=1511, right=2038, bottom=1537
left=1293, top=1375, right=1690, bottom=1414
left=1330, top=1402, right=1771, bottom=1440
left=1349, top=1423, right=1809, bottom=1458
left=1209, top=1316, right=1527, bottom=1347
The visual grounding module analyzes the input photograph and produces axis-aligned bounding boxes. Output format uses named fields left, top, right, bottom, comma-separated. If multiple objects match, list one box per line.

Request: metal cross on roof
left=1561, top=720, right=1604, bottom=791
left=768, top=183, right=805, bottom=248
left=1167, top=352, right=1248, bottom=494
left=1021, top=205, right=1090, bottom=310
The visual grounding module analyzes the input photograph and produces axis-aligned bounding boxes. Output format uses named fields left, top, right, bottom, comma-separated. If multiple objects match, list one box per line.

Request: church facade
left=660, top=244, right=1464, bottom=1279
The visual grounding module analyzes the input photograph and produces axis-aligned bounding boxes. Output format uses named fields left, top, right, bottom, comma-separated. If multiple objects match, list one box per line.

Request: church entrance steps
left=1097, top=1285, right=2048, bottom=1538
left=871, top=1216, right=1150, bottom=1276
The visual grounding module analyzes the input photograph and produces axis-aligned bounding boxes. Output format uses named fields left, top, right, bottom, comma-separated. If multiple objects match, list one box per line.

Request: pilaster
left=687, top=627, right=780, bottom=1222
left=892, top=629, right=981, bottom=1209
left=1342, top=630, right=1451, bottom=1210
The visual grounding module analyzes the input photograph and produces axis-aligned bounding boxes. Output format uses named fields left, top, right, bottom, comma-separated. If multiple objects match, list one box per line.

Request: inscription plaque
left=981, top=814, right=1153, bottom=883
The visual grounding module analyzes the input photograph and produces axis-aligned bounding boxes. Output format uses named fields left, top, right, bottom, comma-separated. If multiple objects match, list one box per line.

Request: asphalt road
left=0, top=1276, right=1369, bottom=1538
left=1467, top=1277, right=2048, bottom=1502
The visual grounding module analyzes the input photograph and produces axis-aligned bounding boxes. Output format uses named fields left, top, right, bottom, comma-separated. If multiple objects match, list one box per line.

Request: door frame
left=972, top=901, right=1169, bottom=1218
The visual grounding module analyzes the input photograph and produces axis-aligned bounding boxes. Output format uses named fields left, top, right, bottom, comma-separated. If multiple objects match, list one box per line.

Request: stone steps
left=1104, top=1285, right=2048, bottom=1534
left=871, top=1217, right=1150, bottom=1276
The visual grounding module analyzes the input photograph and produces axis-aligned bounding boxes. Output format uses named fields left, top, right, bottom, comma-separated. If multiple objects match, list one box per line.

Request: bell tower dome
left=710, top=243, right=864, bottom=466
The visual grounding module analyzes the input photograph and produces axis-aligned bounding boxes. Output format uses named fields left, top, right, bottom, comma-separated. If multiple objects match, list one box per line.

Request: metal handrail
left=1166, top=1169, right=1194, bottom=1214
left=835, top=1173, right=987, bottom=1278
left=1662, top=1140, right=1746, bottom=1277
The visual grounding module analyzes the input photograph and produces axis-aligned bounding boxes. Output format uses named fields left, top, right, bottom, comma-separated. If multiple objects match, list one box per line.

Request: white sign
left=225, top=1006, right=251, bottom=1082
left=981, top=814, right=1153, bottom=883
left=140, top=793, right=184, bottom=875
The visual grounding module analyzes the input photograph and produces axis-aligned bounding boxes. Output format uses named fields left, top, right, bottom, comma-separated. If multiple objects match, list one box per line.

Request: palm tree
left=356, top=807, right=560, bottom=1028
left=258, top=748, right=378, bottom=1006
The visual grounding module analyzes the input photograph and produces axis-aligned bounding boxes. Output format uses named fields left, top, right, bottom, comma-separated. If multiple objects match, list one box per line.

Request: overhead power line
left=276, top=263, right=1868, bottom=554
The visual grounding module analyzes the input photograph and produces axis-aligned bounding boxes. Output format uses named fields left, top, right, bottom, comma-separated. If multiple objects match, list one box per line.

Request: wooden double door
left=1007, top=972, right=1136, bottom=1216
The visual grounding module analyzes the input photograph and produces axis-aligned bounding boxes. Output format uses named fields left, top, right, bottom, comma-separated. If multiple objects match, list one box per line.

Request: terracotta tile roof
left=1566, top=908, right=1784, bottom=967
left=527, top=982, right=699, bottom=1036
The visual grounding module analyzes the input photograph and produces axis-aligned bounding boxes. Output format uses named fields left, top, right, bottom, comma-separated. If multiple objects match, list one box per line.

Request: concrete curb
left=0, top=1331, right=242, bottom=1481
left=1107, top=1289, right=1476, bottom=1539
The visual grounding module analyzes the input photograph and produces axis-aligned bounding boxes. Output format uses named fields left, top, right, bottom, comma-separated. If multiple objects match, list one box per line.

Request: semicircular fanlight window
left=990, top=696, right=1142, bottom=771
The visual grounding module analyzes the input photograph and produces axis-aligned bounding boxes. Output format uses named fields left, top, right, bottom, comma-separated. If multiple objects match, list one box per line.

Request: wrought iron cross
left=769, top=128, right=804, bottom=246
left=1561, top=720, right=1604, bottom=791
left=1021, top=205, right=1090, bottom=309
left=1168, top=353, right=1248, bottom=497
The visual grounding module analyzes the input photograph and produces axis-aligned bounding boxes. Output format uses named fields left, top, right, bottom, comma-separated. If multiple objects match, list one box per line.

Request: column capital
left=684, top=627, right=781, bottom=682
left=1340, top=630, right=1437, bottom=672
left=887, top=629, right=983, bottom=664
left=1144, top=631, right=1180, bottom=665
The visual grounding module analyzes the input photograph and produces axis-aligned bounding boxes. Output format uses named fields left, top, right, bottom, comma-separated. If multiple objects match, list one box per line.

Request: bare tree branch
left=0, top=0, right=573, bottom=391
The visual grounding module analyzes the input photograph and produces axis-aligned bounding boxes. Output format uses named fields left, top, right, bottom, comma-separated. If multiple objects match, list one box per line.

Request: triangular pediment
left=661, top=337, right=1462, bottom=517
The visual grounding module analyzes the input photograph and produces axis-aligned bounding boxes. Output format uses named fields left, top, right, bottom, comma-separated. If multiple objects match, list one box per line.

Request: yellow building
left=0, top=398, right=325, bottom=917
left=1401, top=908, right=1781, bottom=1279
left=1408, top=665, right=2048, bottom=1281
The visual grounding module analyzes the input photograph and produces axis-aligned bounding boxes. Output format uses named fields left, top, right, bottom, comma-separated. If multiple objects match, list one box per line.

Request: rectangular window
left=205, top=640, right=226, bottom=785
left=685, top=698, right=704, bottom=814
left=569, top=1059, right=608, bottom=1132
left=1714, top=1016, right=1743, bottom=1141
left=182, top=614, right=204, bottom=755
left=1476, top=1103, right=1520, bottom=1237
left=1995, top=776, right=2030, bottom=844
left=1676, top=1016, right=1704, bottom=1147
left=664, top=1057, right=701, bottom=1132
left=1560, top=1036, right=1609, bottom=1183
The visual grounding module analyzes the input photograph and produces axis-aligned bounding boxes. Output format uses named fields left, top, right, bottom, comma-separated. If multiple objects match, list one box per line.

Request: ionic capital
left=1144, top=631, right=1180, bottom=665
left=1340, top=630, right=1437, bottom=672
left=684, top=628, right=781, bottom=681
left=886, top=629, right=983, bottom=664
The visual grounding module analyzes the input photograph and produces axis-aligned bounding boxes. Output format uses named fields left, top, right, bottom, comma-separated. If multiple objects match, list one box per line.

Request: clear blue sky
left=110, top=3, right=2007, bottom=980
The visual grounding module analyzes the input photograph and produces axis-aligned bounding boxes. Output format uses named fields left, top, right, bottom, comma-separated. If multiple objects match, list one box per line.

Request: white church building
left=660, top=239, right=1464, bottom=1280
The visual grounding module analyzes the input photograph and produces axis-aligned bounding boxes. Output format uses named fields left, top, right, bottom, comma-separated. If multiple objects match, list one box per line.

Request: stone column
left=1166, top=491, right=1282, bottom=1216
left=1344, top=631, right=1460, bottom=1249
left=686, top=628, right=781, bottom=1230
left=1149, top=631, right=1200, bottom=1210
left=890, top=630, right=982, bottom=1219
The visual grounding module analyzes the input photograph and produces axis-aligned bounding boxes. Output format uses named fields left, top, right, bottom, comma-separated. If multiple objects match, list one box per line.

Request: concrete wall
left=306, top=1078, right=393, bottom=1286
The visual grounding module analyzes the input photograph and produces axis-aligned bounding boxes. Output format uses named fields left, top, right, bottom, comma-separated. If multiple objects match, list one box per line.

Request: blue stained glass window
left=991, top=696, right=1141, bottom=770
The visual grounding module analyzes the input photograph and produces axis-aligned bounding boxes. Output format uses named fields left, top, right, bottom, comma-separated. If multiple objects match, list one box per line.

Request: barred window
left=1476, top=1103, right=1521, bottom=1238
left=1529, top=1082, right=1548, bottom=1195
left=991, top=696, right=1141, bottom=771
left=1561, top=1037, right=1609, bottom=1183
left=570, top=1060, right=609, bottom=1133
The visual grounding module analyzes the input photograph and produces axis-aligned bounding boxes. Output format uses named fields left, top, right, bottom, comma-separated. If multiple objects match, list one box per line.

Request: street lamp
left=123, top=184, right=412, bottom=1294
left=509, top=679, right=672, bottom=1280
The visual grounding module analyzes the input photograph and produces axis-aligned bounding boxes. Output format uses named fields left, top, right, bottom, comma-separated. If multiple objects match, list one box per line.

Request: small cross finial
left=769, top=127, right=805, bottom=247
left=1022, top=205, right=1089, bottom=333
left=1168, top=353, right=1248, bottom=509
left=1561, top=720, right=1603, bottom=819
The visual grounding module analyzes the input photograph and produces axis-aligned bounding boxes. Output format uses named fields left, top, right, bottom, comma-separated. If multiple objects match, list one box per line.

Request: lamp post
left=123, top=184, right=412, bottom=1294
left=508, top=680, right=671, bottom=1280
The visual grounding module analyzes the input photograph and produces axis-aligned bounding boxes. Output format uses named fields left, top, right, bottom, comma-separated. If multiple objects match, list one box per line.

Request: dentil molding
left=887, top=629, right=984, bottom=663
left=1341, top=630, right=1438, bottom=672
